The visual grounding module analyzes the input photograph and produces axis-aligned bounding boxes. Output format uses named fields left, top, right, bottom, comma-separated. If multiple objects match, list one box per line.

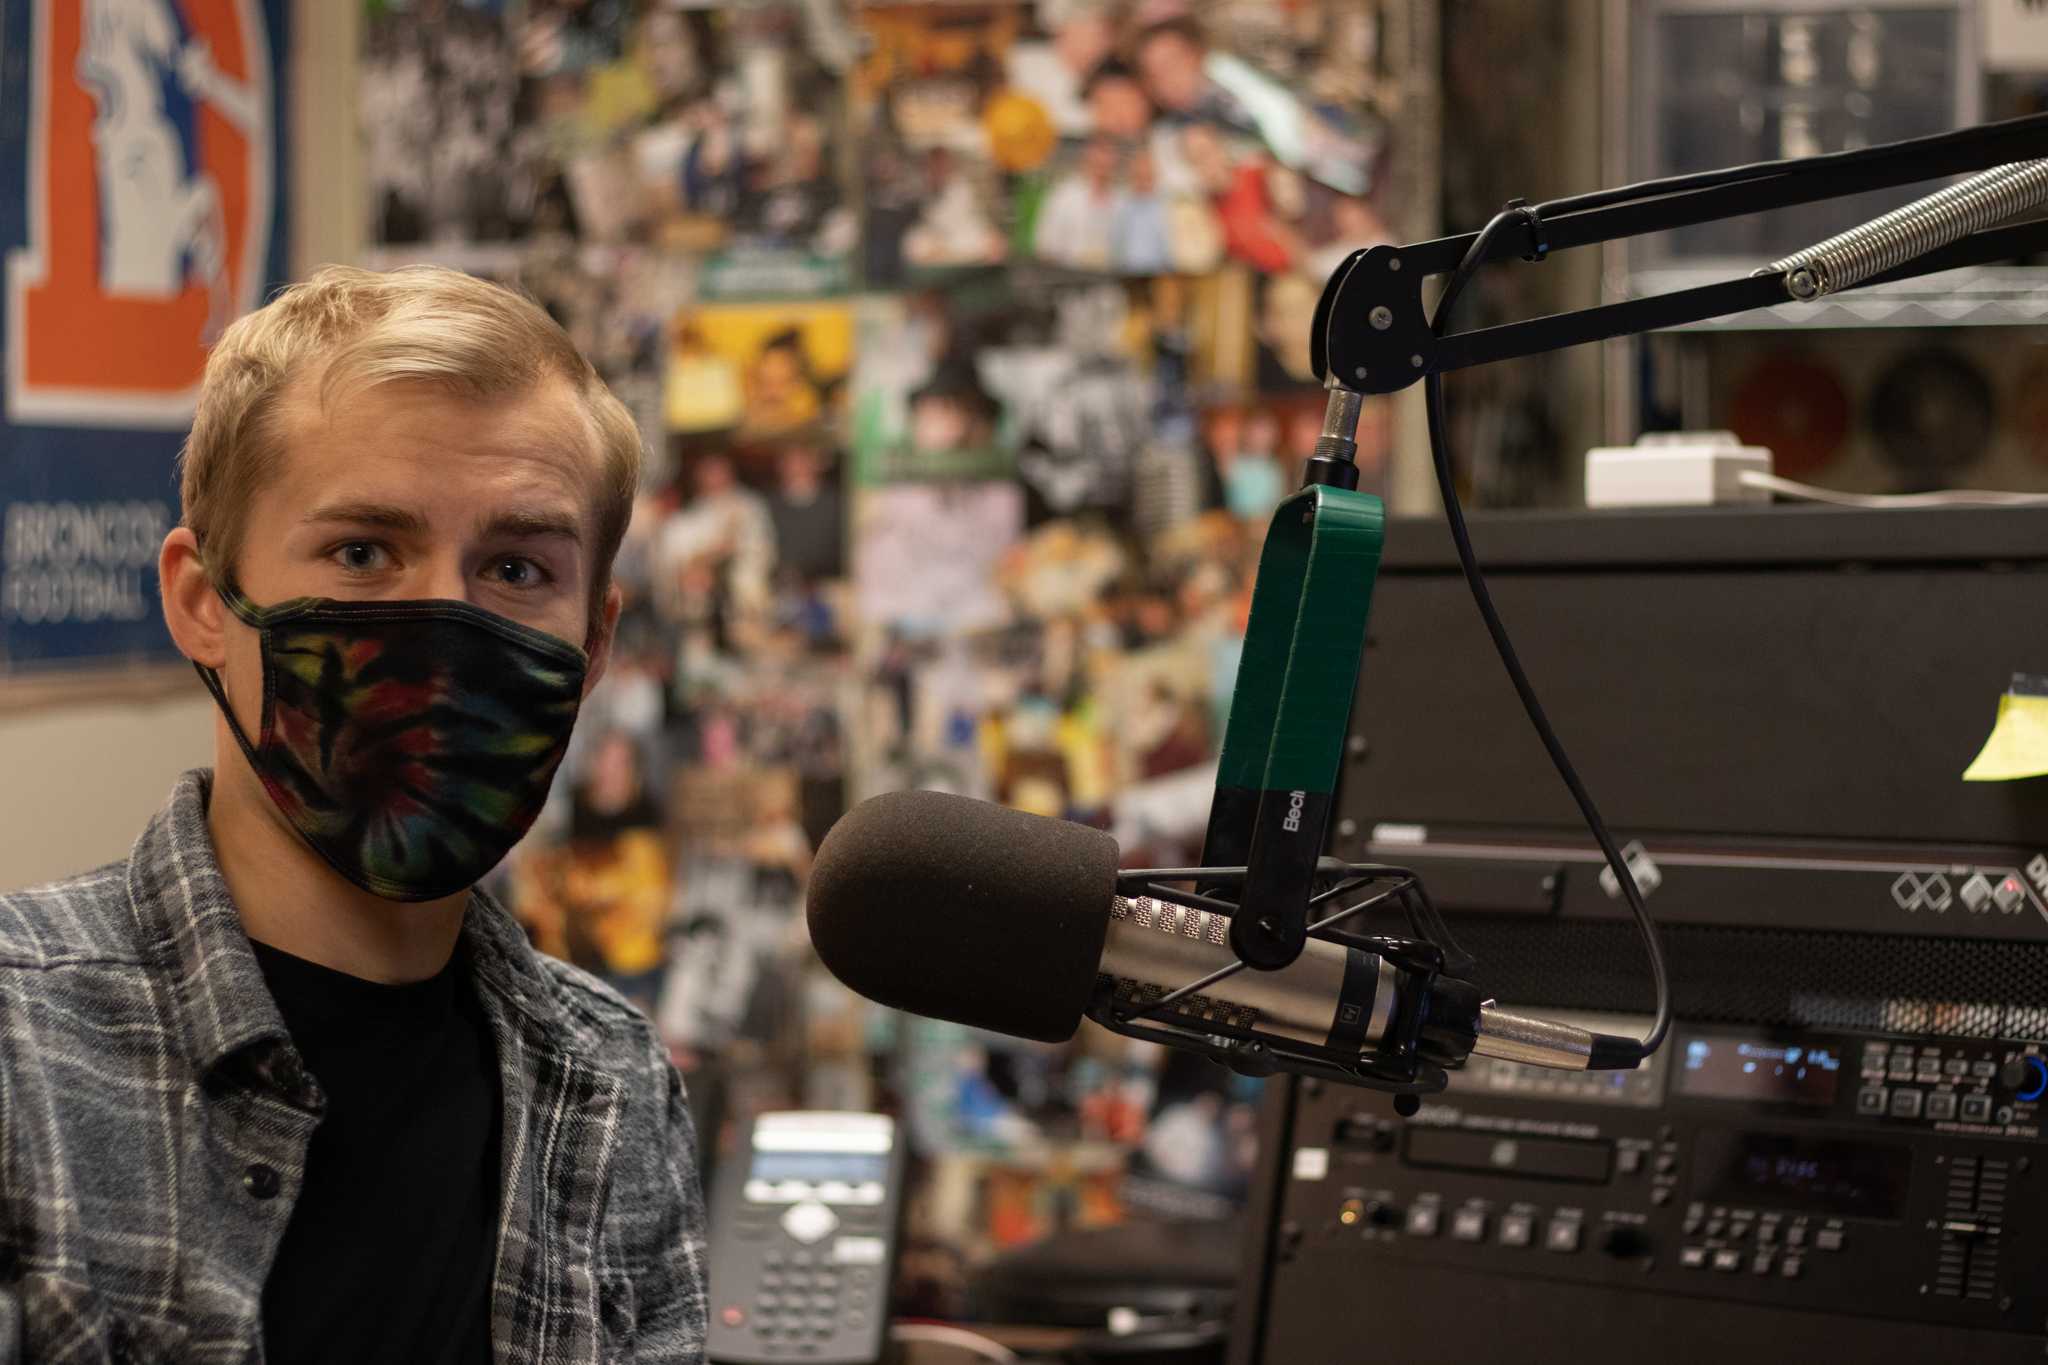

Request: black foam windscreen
left=807, top=790, right=1121, bottom=1043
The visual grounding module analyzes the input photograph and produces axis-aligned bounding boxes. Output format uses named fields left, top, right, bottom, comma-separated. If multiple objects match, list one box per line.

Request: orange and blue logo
left=6, top=0, right=275, bottom=428
left=2, top=0, right=284, bottom=666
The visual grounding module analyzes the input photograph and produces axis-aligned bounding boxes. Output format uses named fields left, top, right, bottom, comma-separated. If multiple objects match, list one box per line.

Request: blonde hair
left=178, top=264, right=642, bottom=619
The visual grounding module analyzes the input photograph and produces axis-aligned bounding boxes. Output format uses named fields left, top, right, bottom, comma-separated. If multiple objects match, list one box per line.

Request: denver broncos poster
left=1, top=0, right=291, bottom=672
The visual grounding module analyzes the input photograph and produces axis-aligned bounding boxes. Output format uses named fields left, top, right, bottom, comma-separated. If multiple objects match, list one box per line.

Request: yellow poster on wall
left=666, top=300, right=855, bottom=437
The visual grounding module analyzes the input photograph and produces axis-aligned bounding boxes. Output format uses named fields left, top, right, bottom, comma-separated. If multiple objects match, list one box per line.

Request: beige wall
left=0, top=696, right=217, bottom=889
left=0, top=0, right=356, bottom=893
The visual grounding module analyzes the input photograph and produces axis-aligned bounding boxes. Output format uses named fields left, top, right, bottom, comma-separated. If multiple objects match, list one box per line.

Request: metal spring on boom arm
left=1761, top=159, right=2048, bottom=299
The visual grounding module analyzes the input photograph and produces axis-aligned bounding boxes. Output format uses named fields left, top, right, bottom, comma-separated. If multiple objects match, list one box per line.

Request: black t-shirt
left=251, top=938, right=501, bottom=1365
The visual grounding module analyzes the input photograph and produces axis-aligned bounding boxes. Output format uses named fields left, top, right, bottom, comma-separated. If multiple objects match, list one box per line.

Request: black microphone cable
left=1419, top=206, right=1672, bottom=1067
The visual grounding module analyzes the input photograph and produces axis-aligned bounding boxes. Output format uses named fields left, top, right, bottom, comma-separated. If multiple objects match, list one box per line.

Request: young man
left=1033, top=134, right=1123, bottom=271
left=0, top=266, right=707, bottom=1363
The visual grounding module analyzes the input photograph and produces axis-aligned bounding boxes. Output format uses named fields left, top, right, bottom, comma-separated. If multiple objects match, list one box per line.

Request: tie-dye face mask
left=196, top=586, right=589, bottom=903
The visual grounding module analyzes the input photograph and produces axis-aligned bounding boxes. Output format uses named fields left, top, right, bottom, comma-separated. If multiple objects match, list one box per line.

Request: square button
left=1545, top=1219, right=1582, bottom=1253
left=1406, top=1204, right=1440, bottom=1238
left=1926, top=1092, right=1959, bottom=1121
left=1889, top=1089, right=1924, bottom=1119
left=1452, top=1209, right=1488, bottom=1243
left=1712, top=1249, right=1742, bottom=1272
left=1815, top=1228, right=1845, bottom=1252
left=1781, top=1255, right=1803, bottom=1279
left=1961, top=1093, right=1994, bottom=1122
left=1856, top=1087, right=1888, bottom=1115
left=1680, top=1246, right=1708, bottom=1269
left=1499, top=1213, right=1534, bottom=1248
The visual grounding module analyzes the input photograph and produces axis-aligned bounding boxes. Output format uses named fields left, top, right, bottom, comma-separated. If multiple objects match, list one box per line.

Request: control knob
left=2000, top=1056, right=2048, bottom=1101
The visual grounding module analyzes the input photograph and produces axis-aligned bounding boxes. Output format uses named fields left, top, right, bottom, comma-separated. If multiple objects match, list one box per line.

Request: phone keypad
left=724, top=1195, right=890, bottom=1352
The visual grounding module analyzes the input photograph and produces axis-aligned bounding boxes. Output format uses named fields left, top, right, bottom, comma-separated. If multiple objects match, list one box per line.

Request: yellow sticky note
left=1962, top=692, right=2048, bottom=782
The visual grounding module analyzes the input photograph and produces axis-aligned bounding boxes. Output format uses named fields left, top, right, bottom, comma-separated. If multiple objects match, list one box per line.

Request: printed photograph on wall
left=627, top=3, right=858, bottom=296
left=849, top=0, right=1403, bottom=286
left=362, top=0, right=543, bottom=247
left=853, top=4, right=1024, bottom=286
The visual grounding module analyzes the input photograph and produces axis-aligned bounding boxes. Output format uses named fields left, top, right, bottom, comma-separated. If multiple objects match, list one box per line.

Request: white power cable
left=888, top=1322, right=1021, bottom=1362
left=1739, top=470, right=2048, bottom=508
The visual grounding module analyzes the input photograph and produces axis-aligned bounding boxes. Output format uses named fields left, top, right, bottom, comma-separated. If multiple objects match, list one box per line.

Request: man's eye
left=334, top=542, right=388, bottom=572
left=490, top=556, right=550, bottom=588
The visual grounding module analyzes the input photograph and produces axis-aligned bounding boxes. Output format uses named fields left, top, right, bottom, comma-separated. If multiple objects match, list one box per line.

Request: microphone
left=807, top=790, right=1638, bottom=1093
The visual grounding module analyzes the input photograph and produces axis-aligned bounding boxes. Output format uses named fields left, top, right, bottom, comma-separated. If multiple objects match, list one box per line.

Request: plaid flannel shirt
left=0, top=770, right=708, bottom=1364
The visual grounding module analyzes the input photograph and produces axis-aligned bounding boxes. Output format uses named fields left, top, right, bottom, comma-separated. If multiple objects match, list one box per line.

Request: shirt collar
left=461, top=882, right=569, bottom=1035
left=125, top=769, right=291, bottom=1078
left=124, top=769, right=565, bottom=1080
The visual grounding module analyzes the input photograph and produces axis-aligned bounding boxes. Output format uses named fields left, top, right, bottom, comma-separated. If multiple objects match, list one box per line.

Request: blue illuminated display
left=1679, top=1034, right=1842, bottom=1107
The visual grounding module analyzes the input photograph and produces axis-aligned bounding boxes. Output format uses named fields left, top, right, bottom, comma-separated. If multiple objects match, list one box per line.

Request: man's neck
left=207, top=760, right=470, bottom=985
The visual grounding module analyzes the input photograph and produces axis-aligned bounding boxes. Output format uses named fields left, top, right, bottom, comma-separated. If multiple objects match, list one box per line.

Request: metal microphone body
left=1099, top=894, right=1401, bottom=1055
left=1099, top=894, right=1624, bottom=1075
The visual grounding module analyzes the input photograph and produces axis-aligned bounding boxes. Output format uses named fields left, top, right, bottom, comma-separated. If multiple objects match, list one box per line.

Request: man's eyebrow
left=300, top=501, right=430, bottom=534
left=476, top=508, right=584, bottom=544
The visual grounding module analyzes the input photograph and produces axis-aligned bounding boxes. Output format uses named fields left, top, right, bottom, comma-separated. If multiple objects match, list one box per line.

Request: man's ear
left=582, top=580, right=624, bottom=697
left=160, top=527, right=227, bottom=668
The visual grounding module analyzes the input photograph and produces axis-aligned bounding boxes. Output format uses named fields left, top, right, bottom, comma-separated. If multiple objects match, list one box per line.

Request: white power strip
left=1584, top=432, right=1773, bottom=509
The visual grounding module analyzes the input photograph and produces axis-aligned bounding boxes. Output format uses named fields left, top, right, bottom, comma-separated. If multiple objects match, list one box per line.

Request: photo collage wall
left=362, top=0, right=1428, bottom=1273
